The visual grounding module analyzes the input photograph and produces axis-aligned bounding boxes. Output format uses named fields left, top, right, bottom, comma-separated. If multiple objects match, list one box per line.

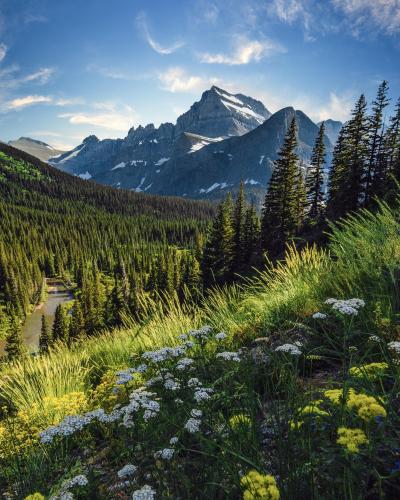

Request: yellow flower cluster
left=229, top=414, right=252, bottom=430
left=349, top=362, right=388, bottom=380
left=241, top=470, right=280, bottom=500
left=337, top=427, right=369, bottom=453
left=299, top=400, right=329, bottom=417
left=24, top=494, right=45, bottom=500
left=90, top=369, right=144, bottom=411
left=0, top=391, right=88, bottom=459
left=323, top=388, right=386, bottom=422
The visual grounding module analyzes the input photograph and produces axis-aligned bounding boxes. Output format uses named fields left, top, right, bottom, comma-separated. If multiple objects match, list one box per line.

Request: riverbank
left=0, top=279, right=73, bottom=356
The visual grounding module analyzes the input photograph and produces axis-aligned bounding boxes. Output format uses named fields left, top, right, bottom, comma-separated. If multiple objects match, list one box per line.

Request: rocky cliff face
left=175, top=86, right=271, bottom=138
left=48, top=86, right=334, bottom=205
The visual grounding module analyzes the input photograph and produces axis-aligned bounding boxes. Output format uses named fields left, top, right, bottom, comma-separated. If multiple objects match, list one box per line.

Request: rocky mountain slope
left=8, top=137, right=65, bottom=162
left=48, top=86, right=335, bottom=204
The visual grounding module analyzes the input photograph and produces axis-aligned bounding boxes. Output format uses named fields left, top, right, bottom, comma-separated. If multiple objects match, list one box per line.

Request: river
left=0, top=279, right=73, bottom=356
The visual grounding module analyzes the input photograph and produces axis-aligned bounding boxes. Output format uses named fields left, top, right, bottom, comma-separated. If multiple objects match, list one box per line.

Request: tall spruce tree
left=345, top=94, right=369, bottom=212
left=364, top=81, right=390, bottom=205
left=261, top=116, right=299, bottom=256
left=306, top=122, right=326, bottom=223
left=243, top=203, right=260, bottom=262
left=202, top=193, right=235, bottom=285
left=233, top=181, right=246, bottom=269
left=39, top=314, right=51, bottom=353
left=5, top=315, right=24, bottom=361
left=385, top=98, right=400, bottom=188
left=52, top=304, right=68, bottom=342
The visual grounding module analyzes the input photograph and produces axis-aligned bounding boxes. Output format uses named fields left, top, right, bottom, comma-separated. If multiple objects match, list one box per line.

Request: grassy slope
left=1, top=202, right=400, bottom=498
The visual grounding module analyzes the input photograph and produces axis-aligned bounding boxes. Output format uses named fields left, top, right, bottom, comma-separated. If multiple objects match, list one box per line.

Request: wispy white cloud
left=332, top=0, right=400, bottom=35
left=54, top=97, right=85, bottom=106
left=136, top=12, right=185, bottom=55
left=199, top=36, right=286, bottom=65
left=24, top=67, right=55, bottom=84
left=267, top=0, right=400, bottom=37
left=158, top=67, right=216, bottom=93
left=59, top=104, right=138, bottom=132
left=7, top=94, right=52, bottom=109
left=0, top=43, right=7, bottom=62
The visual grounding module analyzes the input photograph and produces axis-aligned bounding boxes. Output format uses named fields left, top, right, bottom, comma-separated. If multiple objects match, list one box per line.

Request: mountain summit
left=47, top=86, right=334, bottom=204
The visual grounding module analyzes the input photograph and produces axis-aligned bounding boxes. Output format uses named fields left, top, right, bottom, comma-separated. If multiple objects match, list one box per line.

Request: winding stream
left=0, top=279, right=73, bottom=356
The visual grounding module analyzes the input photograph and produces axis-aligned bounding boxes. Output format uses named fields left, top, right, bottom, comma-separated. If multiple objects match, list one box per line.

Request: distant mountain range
left=7, top=137, right=65, bottom=162
left=9, top=86, right=342, bottom=204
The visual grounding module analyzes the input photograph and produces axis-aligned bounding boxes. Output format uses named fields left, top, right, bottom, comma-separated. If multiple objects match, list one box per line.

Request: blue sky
left=0, top=0, right=399, bottom=150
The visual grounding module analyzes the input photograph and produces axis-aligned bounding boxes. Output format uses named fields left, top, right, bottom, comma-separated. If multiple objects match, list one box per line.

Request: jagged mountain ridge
left=50, top=86, right=271, bottom=181
left=48, top=86, right=335, bottom=204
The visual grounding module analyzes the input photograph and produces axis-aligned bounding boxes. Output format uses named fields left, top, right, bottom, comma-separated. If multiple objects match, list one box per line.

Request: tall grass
left=1, top=203, right=400, bottom=415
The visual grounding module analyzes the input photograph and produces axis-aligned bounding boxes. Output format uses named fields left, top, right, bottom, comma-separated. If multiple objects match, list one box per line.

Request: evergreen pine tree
left=69, top=299, right=85, bottom=342
left=243, top=203, right=260, bottom=263
left=39, top=314, right=51, bottom=353
left=5, top=315, right=24, bottom=361
left=306, top=122, right=326, bottom=223
left=344, top=94, right=369, bottom=212
left=261, top=116, right=299, bottom=256
left=52, top=304, right=68, bottom=342
left=385, top=98, right=400, bottom=188
left=233, top=181, right=246, bottom=269
left=365, top=81, right=390, bottom=205
left=294, top=166, right=307, bottom=232
left=202, top=193, right=235, bottom=286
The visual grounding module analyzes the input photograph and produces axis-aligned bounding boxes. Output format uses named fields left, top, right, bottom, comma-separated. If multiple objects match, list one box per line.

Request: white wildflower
left=188, top=325, right=212, bottom=341
left=190, top=409, right=203, bottom=418
left=325, top=298, right=365, bottom=316
left=154, top=448, right=175, bottom=460
left=132, top=484, right=156, bottom=500
left=174, top=398, right=183, bottom=405
left=135, top=364, right=148, bottom=373
left=179, top=334, right=188, bottom=341
left=184, top=341, right=195, bottom=349
left=164, top=378, right=181, bottom=391
left=193, top=388, right=214, bottom=402
left=216, top=351, right=241, bottom=362
left=388, top=341, right=400, bottom=355
left=62, top=474, right=88, bottom=490
left=118, top=464, right=137, bottom=478
left=275, top=344, right=302, bottom=356
left=176, top=357, right=194, bottom=370
left=187, top=377, right=202, bottom=387
left=142, top=346, right=186, bottom=363
left=115, top=368, right=135, bottom=385
left=184, top=417, right=201, bottom=433
left=368, top=335, right=382, bottom=342
left=169, top=436, right=179, bottom=445
left=215, top=332, right=227, bottom=341
left=312, top=312, right=327, bottom=319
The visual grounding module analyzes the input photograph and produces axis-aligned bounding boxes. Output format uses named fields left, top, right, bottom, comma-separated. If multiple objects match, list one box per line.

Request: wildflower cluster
left=240, top=470, right=280, bottom=500
left=52, top=474, right=88, bottom=499
left=323, top=388, right=386, bottom=422
left=349, top=362, right=388, bottom=380
left=131, top=484, right=156, bottom=500
left=274, top=342, right=302, bottom=356
left=325, top=297, right=365, bottom=316
left=337, top=427, right=369, bottom=454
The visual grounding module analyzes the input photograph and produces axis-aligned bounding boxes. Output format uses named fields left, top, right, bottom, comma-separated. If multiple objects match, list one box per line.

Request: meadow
left=1, top=200, right=400, bottom=499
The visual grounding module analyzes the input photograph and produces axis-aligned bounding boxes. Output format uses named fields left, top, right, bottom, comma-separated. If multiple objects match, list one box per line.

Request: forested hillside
left=0, top=144, right=214, bottom=344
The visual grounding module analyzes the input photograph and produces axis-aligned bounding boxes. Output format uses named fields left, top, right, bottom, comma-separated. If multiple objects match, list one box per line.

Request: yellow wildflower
left=299, top=401, right=329, bottom=417
left=229, top=414, right=252, bottom=430
left=347, top=392, right=386, bottom=422
left=337, top=427, right=369, bottom=453
left=24, top=494, right=45, bottom=500
left=349, top=362, right=388, bottom=380
left=241, top=470, right=280, bottom=500
left=289, top=419, right=303, bottom=431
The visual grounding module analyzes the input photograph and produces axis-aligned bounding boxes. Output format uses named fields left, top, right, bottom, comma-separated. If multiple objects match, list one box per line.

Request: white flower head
left=215, top=332, right=227, bottom=341
left=132, top=484, right=156, bottom=500
left=388, top=341, right=400, bottom=355
left=169, top=436, right=179, bottom=445
left=184, top=417, right=201, bottom=433
left=216, top=351, right=241, bottom=362
left=312, top=312, right=327, bottom=319
left=275, top=343, right=302, bottom=356
left=118, top=464, right=137, bottom=478
left=154, top=448, right=175, bottom=460
left=176, top=357, right=194, bottom=370
left=325, top=298, right=365, bottom=316
left=190, top=409, right=203, bottom=418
